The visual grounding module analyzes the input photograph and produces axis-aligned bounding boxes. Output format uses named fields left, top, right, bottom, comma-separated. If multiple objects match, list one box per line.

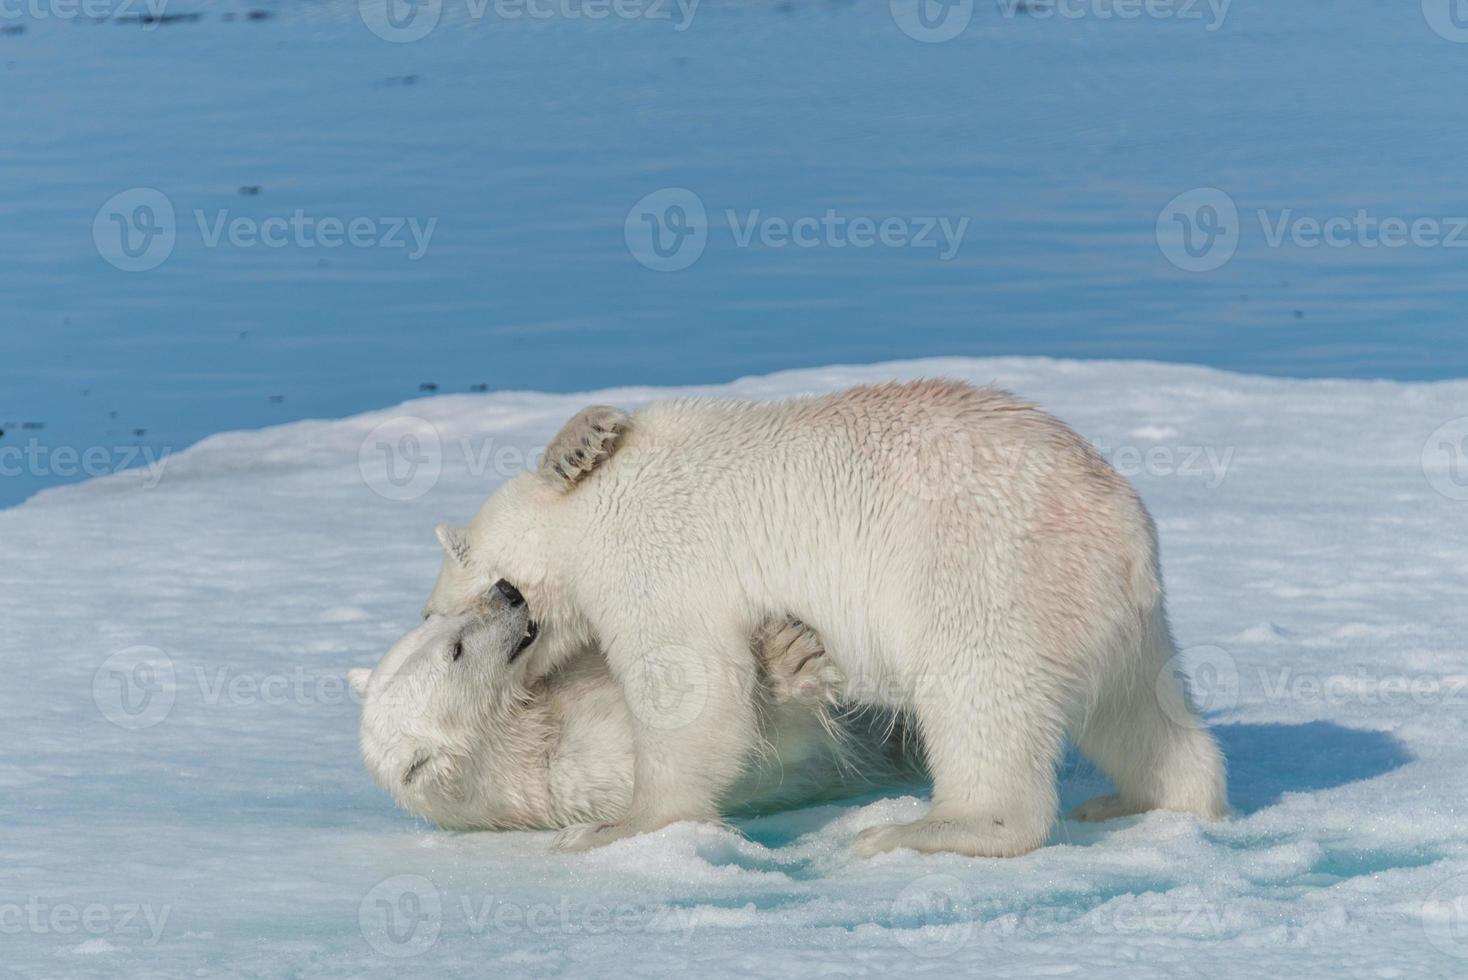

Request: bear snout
left=494, top=578, right=525, bottom=607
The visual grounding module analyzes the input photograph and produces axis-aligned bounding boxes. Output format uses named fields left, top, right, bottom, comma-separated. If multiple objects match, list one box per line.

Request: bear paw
left=541, top=405, right=631, bottom=491
left=755, top=618, right=845, bottom=706
left=853, top=813, right=1046, bottom=859
left=551, top=819, right=641, bottom=852
left=1070, top=793, right=1148, bottom=823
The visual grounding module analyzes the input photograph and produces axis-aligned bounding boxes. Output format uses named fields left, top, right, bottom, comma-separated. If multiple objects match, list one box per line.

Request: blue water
left=4, top=0, right=1468, bottom=506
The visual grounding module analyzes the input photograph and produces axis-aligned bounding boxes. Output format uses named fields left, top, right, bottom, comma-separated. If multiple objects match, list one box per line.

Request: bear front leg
left=552, top=627, right=760, bottom=852
left=852, top=637, right=1067, bottom=859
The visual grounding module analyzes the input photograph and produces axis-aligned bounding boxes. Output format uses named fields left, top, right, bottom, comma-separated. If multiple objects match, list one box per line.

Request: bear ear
left=348, top=668, right=372, bottom=698
left=434, top=523, right=470, bottom=567
left=539, top=405, right=631, bottom=492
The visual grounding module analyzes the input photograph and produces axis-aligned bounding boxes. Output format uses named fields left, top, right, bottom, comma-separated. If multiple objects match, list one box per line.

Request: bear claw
left=541, top=406, right=631, bottom=490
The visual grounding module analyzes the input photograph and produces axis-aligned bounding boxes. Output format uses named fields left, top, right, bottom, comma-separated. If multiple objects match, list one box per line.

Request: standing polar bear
left=427, top=380, right=1227, bottom=857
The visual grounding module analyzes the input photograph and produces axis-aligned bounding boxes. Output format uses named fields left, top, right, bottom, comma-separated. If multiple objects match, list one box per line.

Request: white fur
left=429, top=380, right=1228, bottom=857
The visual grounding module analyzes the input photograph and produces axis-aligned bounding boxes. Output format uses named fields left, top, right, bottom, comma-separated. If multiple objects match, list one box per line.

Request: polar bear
left=350, top=591, right=915, bottom=831
left=427, top=381, right=1228, bottom=857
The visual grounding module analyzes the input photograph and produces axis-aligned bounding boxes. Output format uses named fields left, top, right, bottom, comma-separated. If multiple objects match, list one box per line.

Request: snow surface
left=4, top=357, right=1468, bottom=978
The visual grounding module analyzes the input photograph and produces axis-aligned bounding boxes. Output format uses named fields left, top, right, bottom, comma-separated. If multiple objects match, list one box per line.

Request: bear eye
left=451, top=639, right=465, bottom=662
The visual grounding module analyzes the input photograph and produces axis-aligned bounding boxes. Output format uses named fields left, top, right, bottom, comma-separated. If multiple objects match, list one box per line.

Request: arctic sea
left=4, top=0, right=1468, bottom=508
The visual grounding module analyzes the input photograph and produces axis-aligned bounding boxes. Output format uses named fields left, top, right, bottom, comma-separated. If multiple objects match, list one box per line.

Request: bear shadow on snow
left=739, top=720, right=1411, bottom=849
left=1054, top=720, right=1412, bottom=819
left=1205, top=720, right=1412, bottom=814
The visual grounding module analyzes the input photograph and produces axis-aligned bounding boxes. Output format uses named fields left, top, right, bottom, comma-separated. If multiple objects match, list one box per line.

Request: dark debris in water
left=238, top=185, right=262, bottom=196
left=418, top=382, right=439, bottom=392
left=115, top=11, right=203, bottom=24
left=1, top=23, right=26, bottom=34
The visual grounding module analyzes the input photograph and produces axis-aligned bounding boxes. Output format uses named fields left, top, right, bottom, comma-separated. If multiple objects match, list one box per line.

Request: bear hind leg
left=1070, top=612, right=1227, bottom=823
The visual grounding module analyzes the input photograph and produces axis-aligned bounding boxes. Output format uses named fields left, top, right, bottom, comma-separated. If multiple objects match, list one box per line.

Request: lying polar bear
left=350, top=584, right=917, bottom=830
left=420, top=381, right=1228, bottom=857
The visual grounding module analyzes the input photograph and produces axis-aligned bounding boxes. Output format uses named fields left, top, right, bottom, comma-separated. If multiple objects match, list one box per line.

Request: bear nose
left=494, top=579, right=525, bottom=607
